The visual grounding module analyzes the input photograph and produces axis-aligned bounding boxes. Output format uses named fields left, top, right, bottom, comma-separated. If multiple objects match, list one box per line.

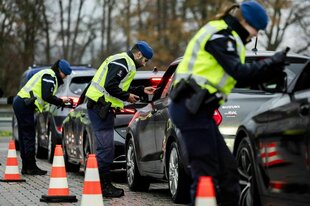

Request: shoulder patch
left=226, top=40, right=235, bottom=52
left=117, top=69, right=124, bottom=77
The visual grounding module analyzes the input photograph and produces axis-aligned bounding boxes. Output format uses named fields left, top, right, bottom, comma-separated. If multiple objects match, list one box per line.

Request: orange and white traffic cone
left=195, top=176, right=217, bottom=206
left=40, top=145, right=77, bottom=202
left=81, top=154, right=104, bottom=206
left=0, top=139, right=25, bottom=182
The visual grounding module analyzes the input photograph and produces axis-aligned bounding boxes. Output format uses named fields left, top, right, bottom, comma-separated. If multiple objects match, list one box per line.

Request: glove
left=267, top=47, right=290, bottom=70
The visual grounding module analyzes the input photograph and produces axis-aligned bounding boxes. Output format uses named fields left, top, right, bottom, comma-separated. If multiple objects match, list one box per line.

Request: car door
left=134, top=102, right=157, bottom=172
left=151, top=76, right=174, bottom=173
left=258, top=61, right=310, bottom=204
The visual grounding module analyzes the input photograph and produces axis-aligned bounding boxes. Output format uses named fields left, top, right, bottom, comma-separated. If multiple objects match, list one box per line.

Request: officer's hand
left=62, top=98, right=73, bottom=107
left=127, top=93, right=140, bottom=103
left=269, top=47, right=290, bottom=69
left=144, top=86, right=156, bottom=95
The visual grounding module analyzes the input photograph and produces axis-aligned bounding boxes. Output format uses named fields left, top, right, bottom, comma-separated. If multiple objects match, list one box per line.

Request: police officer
left=13, top=59, right=72, bottom=175
left=169, top=1, right=288, bottom=206
left=85, top=41, right=156, bottom=198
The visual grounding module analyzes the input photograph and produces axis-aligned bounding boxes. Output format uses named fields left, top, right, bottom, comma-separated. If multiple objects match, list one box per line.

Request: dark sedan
left=125, top=58, right=221, bottom=204
left=125, top=52, right=309, bottom=204
left=35, top=66, right=96, bottom=163
left=235, top=60, right=310, bottom=206
left=61, top=70, right=164, bottom=172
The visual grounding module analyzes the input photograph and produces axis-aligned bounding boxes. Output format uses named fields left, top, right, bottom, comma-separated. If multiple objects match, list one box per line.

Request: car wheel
left=168, top=142, right=191, bottom=204
left=126, top=138, right=150, bottom=191
left=82, top=132, right=91, bottom=173
left=47, top=125, right=56, bottom=163
left=35, top=124, right=47, bottom=159
left=12, top=115, right=19, bottom=151
left=236, top=136, right=261, bottom=206
left=62, top=129, right=80, bottom=172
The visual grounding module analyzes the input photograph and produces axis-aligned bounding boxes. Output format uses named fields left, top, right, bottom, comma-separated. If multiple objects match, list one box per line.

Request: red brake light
left=119, top=108, right=136, bottom=114
left=151, top=77, right=162, bottom=85
left=128, top=112, right=139, bottom=127
left=213, top=109, right=222, bottom=125
left=56, top=126, right=63, bottom=133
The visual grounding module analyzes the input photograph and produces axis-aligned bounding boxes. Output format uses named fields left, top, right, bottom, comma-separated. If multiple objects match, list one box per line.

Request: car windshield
left=70, top=76, right=93, bottom=95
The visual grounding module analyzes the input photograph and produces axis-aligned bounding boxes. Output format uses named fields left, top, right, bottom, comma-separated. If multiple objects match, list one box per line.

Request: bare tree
left=260, top=0, right=310, bottom=53
left=40, top=0, right=51, bottom=63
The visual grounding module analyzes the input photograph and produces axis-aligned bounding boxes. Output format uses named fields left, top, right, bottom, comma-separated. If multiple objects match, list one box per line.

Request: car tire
left=168, top=142, right=191, bottom=204
left=47, top=125, right=56, bottom=163
left=126, top=138, right=150, bottom=191
left=12, top=115, right=20, bottom=151
left=62, top=129, right=80, bottom=172
left=236, top=136, right=261, bottom=206
left=35, top=124, right=47, bottom=159
left=82, top=132, right=91, bottom=173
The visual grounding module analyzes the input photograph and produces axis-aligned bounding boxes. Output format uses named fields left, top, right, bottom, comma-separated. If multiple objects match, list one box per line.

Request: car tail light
left=128, top=112, right=139, bottom=127
left=60, top=96, right=79, bottom=107
left=119, top=108, right=136, bottom=114
left=213, top=109, right=222, bottom=125
left=56, top=126, right=63, bottom=133
left=151, top=77, right=162, bottom=85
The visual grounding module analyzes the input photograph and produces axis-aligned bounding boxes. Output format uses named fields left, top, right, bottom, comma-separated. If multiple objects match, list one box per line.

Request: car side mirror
left=259, top=72, right=287, bottom=93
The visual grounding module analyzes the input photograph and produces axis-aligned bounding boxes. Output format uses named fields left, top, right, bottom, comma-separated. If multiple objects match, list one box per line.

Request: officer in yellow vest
left=85, top=41, right=156, bottom=198
left=13, top=59, right=72, bottom=175
left=169, top=1, right=288, bottom=205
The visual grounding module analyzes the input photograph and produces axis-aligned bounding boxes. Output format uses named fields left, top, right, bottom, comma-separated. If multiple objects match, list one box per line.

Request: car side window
left=293, top=60, right=310, bottom=92
left=70, top=76, right=93, bottom=95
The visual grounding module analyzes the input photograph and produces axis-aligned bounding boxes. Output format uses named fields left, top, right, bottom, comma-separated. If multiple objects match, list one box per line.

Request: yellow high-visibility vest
left=86, top=52, right=136, bottom=109
left=17, top=69, right=58, bottom=112
left=175, top=19, right=246, bottom=103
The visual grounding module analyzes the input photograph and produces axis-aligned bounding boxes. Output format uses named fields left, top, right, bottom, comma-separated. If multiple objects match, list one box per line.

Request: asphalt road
left=0, top=120, right=183, bottom=206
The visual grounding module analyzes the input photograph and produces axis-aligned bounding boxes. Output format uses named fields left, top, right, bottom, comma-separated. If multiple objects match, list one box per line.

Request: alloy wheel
left=169, top=146, right=179, bottom=197
left=127, top=142, right=135, bottom=186
left=48, top=128, right=53, bottom=160
left=236, top=138, right=255, bottom=206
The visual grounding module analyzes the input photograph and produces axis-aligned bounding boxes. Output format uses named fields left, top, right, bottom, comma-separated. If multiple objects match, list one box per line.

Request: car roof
left=134, top=70, right=165, bottom=79
left=23, top=65, right=96, bottom=79
left=169, top=50, right=309, bottom=67
left=246, top=50, right=309, bottom=59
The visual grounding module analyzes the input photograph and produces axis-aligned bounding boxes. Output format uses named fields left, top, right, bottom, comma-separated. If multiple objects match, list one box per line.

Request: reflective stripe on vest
left=85, top=52, right=136, bottom=108
left=17, top=69, right=58, bottom=112
left=175, top=20, right=245, bottom=99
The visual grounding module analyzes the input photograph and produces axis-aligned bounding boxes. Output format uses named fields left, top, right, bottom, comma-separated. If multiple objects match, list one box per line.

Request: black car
left=235, top=60, right=310, bottom=206
left=61, top=70, right=164, bottom=172
left=125, top=58, right=221, bottom=204
left=35, top=66, right=96, bottom=163
left=125, top=52, right=309, bottom=204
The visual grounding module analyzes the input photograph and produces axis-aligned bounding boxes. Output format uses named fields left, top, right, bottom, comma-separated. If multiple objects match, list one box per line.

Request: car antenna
left=252, top=37, right=258, bottom=54
left=153, top=67, right=158, bottom=73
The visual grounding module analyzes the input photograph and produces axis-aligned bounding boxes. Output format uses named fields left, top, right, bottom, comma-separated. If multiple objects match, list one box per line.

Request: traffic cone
left=40, top=145, right=77, bottom=202
left=0, top=140, right=25, bottom=182
left=81, top=154, right=104, bottom=206
left=195, top=176, right=217, bottom=206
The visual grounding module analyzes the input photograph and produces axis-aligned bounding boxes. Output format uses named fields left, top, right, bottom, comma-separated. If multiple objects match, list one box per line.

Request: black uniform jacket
left=206, top=15, right=280, bottom=87
left=103, top=51, right=145, bottom=101
left=41, top=71, right=63, bottom=107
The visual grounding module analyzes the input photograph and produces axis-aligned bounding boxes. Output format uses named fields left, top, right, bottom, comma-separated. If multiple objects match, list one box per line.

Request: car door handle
left=299, top=104, right=309, bottom=116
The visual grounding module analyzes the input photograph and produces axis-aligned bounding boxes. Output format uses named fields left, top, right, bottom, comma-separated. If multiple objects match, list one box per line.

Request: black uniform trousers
left=12, top=96, right=37, bottom=169
left=168, top=97, right=240, bottom=206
